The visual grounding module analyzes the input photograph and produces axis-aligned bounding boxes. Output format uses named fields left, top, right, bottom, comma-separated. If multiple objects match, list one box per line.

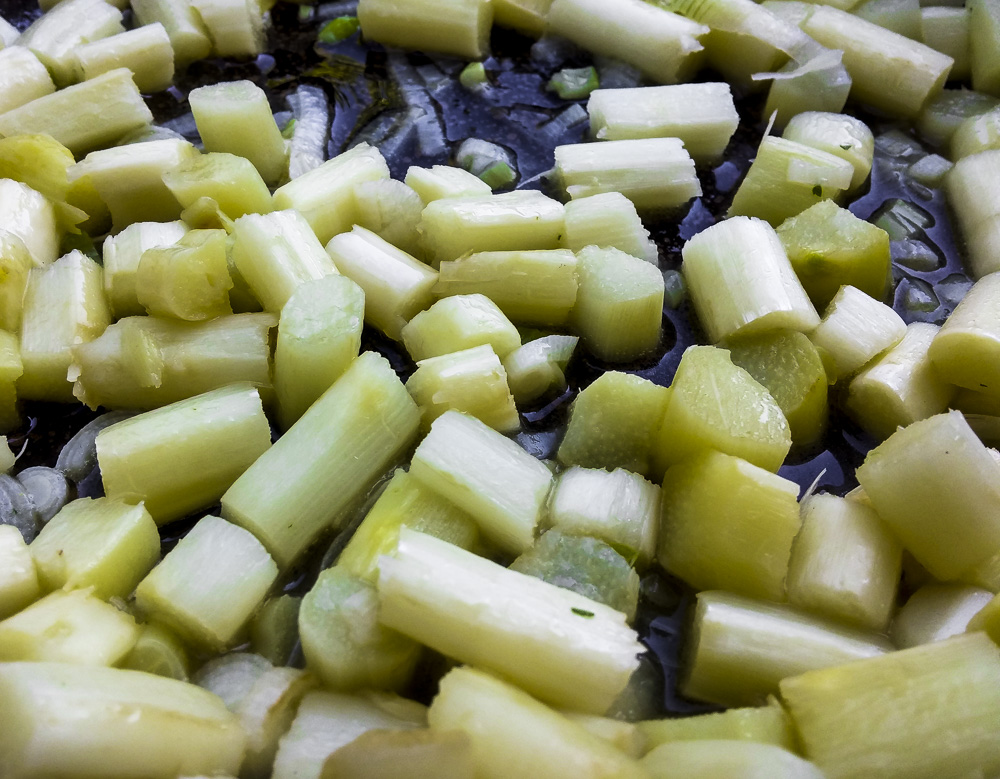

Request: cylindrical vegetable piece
left=97, top=384, right=272, bottom=526
left=969, top=0, right=1000, bottom=96
left=682, top=216, right=819, bottom=343
left=401, top=294, right=522, bottom=363
left=162, top=151, right=273, bottom=219
left=891, top=583, right=995, bottom=648
left=358, top=0, right=493, bottom=58
left=103, top=220, right=189, bottom=318
left=0, top=179, right=58, bottom=268
left=73, top=23, right=176, bottom=93
left=190, top=0, right=265, bottom=58
left=561, top=192, right=658, bottom=264
left=928, top=271, right=1000, bottom=393
left=379, top=528, right=643, bottom=715
left=782, top=111, right=874, bottom=193
left=547, top=0, right=708, bottom=85
left=221, top=351, right=421, bottom=569
left=132, top=0, right=212, bottom=65
left=136, top=228, right=233, bottom=321
left=641, top=741, right=825, bottom=779
left=0, top=48, right=55, bottom=115
left=0, top=525, right=40, bottom=620
left=189, top=80, right=287, bottom=186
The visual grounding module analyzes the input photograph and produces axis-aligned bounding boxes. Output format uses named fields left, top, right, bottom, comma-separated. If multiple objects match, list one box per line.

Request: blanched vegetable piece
left=928, top=271, right=1000, bottom=394
left=0, top=587, right=138, bottom=665
left=682, top=216, right=820, bottom=344
left=0, top=661, right=247, bottom=779
left=419, top=191, right=565, bottom=266
left=856, top=410, right=1000, bottom=580
left=131, top=0, right=213, bottom=65
left=572, top=245, right=664, bottom=362
left=409, top=410, right=551, bottom=554
left=782, top=111, right=874, bottom=193
left=320, top=729, right=475, bottom=779
left=337, top=468, right=482, bottom=584
left=557, top=371, right=670, bottom=476
left=554, top=137, right=702, bottom=212
left=19, top=250, right=110, bottom=403
left=222, top=351, right=421, bottom=569
left=845, top=322, right=954, bottom=439
left=135, top=515, right=278, bottom=650
left=299, top=566, right=421, bottom=692
left=379, top=529, right=643, bottom=715
left=969, top=0, right=1000, bottom=96
left=402, top=294, right=521, bottom=363
left=274, top=274, right=364, bottom=431
left=250, top=595, right=301, bottom=667
left=273, top=143, right=389, bottom=244
left=272, top=690, right=425, bottom=779
left=405, top=164, right=492, bottom=203
left=891, top=583, right=995, bottom=647
left=189, top=80, right=287, bottom=186
left=641, top=741, right=824, bottom=779
left=780, top=632, right=1000, bottom=779
left=103, top=220, right=189, bottom=319
left=502, top=334, right=578, bottom=404
left=191, top=0, right=266, bottom=58
left=652, top=346, right=792, bottom=476
left=29, top=497, right=159, bottom=600
left=658, top=450, right=801, bottom=601
left=97, top=384, right=271, bottom=525
left=353, top=178, right=424, bottom=258
left=0, top=69, right=152, bottom=156
left=638, top=698, right=797, bottom=751
left=326, top=226, right=437, bottom=342
left=428, top=667, right=649, bottom=779
left=0, top=524, right=40, bottom=620
left=406, top=345, right=520, bottom=433
left=72, top=312, right=275, bottom=411
left=162, top=151, right=272, bottom=219
left=967, top=590, right=1000, bottom=642
left=854, top=0, right=921, bottom=40
left=682, top=590, right=891, bottom=707
left=786, top=494, right=902, bottom=632
left=136, top=228, right=233, bottom=321
left=561, top=192, right=658, bottom=264
left=0, top=48, right=55, bottom=115
left=0, top=231, right=33, bottom=335
left=123, top=621, right=191, bottom=681
left=0, top=324, right=22, bottom=437
left=920, top=7, right=970, bottom=82
left=546, top=0, right=708, bottom=85
left=73, top=23, right=176, bottom=93
left=358, top=0, right=493, bottom=58
left=763, top=47, right=852, bottom=130
left=916, top=87, right=999, bottom=149
left=0, top=178, right=59, bottom=267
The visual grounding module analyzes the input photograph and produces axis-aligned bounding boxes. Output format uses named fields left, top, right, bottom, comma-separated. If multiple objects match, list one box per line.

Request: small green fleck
left=812, top=184, right=823, bottom=197
left=318, top=15, right=360, bottom=45
left=478, top=161, right=516, bottom=190
left=459, top=61, right=488, bottom=90
left=572, top=607, right=595, bottom=618
left=840, top=143, right=852, bottom=150
left=547, top=66, right=600, bottom=100
left=281, top=118, right=297, bottom=139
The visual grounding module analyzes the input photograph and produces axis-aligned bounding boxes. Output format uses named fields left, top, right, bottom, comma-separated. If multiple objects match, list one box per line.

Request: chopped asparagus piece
left=0, top=524, right=40, bottom=620
left=780, top=632, right=1000, bottom=779
left=929, top=271, right=1000, bottom=393
left=353, top=178, right=424, bottom=258
left=299, top=566, right=420, bottom=692
left=0, top=587, right=138, bottom=665
left=378, top=528, right=643, bottom=714
left=0, top=231, right=33, bottom=336
left=103, top=219, right=189, bottom=318
left=0, top=661, right=247, bottom=779
left=920, top=7, right=970, bottom=82
left=97, top=383, right=271, bottom=525
left=682, top=590, right=891, bottom=707
left=845, top=322, right=954, bottom=439
left=320, top=728, right=474, bottom=779
left=562, top=192, right=658, bottom=264
left=502, top=334, right=578, bottom=404
left=659, top=450, right=800, bottom=600
left=554, top=137, right=702, bottom=212
left=191, top=0, right=266, bottom=57
left=587, top=83, right=738, bottom=163
left=136, top=228, right=233, bottom=321
left=856, top=410, right=1000, bottom=580
left=72, top=312, right=275, bottom=410
left=404, top=164, right=492, bottom=203
left=892, top=583, right=995, bottom=647
left=428, top=666, right=649, bottom=778
left=326, top=226, right=438, bottom=342
left=29, top=497, right=159, bottom=599
left=782, top=111, right=874, bottom=193
left=73, top=22, right=176, bottom=93
left=221, top=351, right=421, bottom=569
left=638, top=698, right=797, bottom=751
left=0, top=331, right=21, bottom=434
left=546, top=0, right=708, bottom=85
left=135, top=514, right=278, bottom=650
left=0, top=48, right=55, bottom=115
left=162, top=151, right=273, bottom=219
left=132, top=0, right=213, bottom=65
left=250, top=595, right=301, bottom=667
left=402, top=294, right=521, bottom=363
left=357, top=0, right=493, bottom=58
left=0, top=68, right=152, bottom=156
left=123, top=620, right=191, bottom=681
left=0, top=178, right=58, bottom=267
left=916, top=87, right=999, bottom=149
left=557, top=371, right=670, bottom=476
left=969, top=0, right=1000, bottom=96
left=641, top=741, right=824, bottom=779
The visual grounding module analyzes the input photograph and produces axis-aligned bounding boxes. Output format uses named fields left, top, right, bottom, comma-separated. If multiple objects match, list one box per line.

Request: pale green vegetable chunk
left=102, top=220, right=189, bottom=319
left=782, top=111, right=874, bottom=193
left=123, top=621, right=191, bottom=681
left=29, top=497, right=159, bottom=600
left=502, top=334, right=578, bottom=404
left=162, top=151, right=273, bottom=219
left=0, top=48, right=54, bottom=115
left=891, top=583, right=995, bottom=648
left=0, top=661, right=247, bottom=779
left=404, top=164, right=491, bottom=204
left=0, top=524, right=40, bottom=620
left=856, top=410, right=1000, bottom=580
left=561, top=192, right=658, bottom=264
left=638, top=698, right=797, bottom=751
left=658, top=450, right=800, bottom=601
left=928, top=270, right=1000, bottom=394
left=0, top=327, right=23, bottom=434
left=969, top=0, right=1000, bottom=96
left=191, top=0, right=266, bottom=58
left=378, top=528, right=642, bottom=715
left=320, top=729, right=474, bottom=779
left=136, top=228, right=233, bottom=321
left=0, top=588, right=138, bottom=665
left=0, top=178, right=58, bottom=267
left=135, top=514, right=278, bottom=650
left=73, top=23, right=176, bottom=93
left=641, top=740, right=825, bottom=779
left=131, top=0, right=213, bottom=65
left=401, top=294, right=521, bottom=363
left=427, top=666, right=649, bottom=779
left=780, top=632, right=1000, bottom=779
left=358, top=0, right=493, bottom=59
left=0, top=230, right=33, bottom=334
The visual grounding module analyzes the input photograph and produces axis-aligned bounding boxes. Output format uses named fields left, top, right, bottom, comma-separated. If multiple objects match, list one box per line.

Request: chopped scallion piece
left=459, top=61, right=488, bottom=90
left=318, top=15, right=360, bottom=44
left=547, top=66, right=599, bottom=99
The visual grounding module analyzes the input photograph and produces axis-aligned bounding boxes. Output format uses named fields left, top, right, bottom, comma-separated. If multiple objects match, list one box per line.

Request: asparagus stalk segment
left=682, top=216, right=820, bottom=343
left=0, top=68, right=152, bottom=155
left=637, top=697, right=797, bottom=751
left=929, top=270, right=1000, bottom=394
left=780, top=632, right=1000, bottom=779
left=0, top=48, right=55, bottom=115
left=920, top=7, right=971, bottom=82
left=97, top=383, right=272, bottom=525
left=0, top=524, right=40, bottom=620
left=401, top=293, right=521, bottom=363
left=554, top=137, right=702, bottom=212
left=546, top=0, right=708, bottom=85
left=162, top=151, right=273, bottom=219
left=502, top=334, right=578, bottom=404
left=326, top=226, right=438, bottom=342
left=0, top=178, right=59, bottom=267
left=809, top=286, right=906, bottom=381
left=378, top=528, right=644, bottom=715
left=0, top=330, right=22, bottom=434
left=131, top=0, right=213, bottom=65
left=222, top=351, right=421, bottom=569
left=641, top=741, right=824, bottom=779
left=561, top=192, right=658, bottom=264
left=73, top=22, right=176, bottom=93
left=136, top=228, right=233, bottom=321
left=0, top=231, right=34, bottom=337
left=409, top=409, right=552, bottom=554
left=190, top=0, right=266, bottom=58
left=969, top=0, right=1000, bottom=96
left=856, top=410, right=1000, bottom=580
left=103, top=220, right=189, bottom=319
left=404, top=164, right=492, bottom=203
left=782, top=111, right=874, bottom=193
left=428, top=666, right=649, bottom=779
left=358, top=0, right=493, bottom=58
left=891, top=583, right=995, bottom=648
left=135, top=514, right=278, bottom=650
left=681, top=590, right=891, bottom=707
left=353, top=178, right=424, bottom=259
left=29, top=497, right=160, bottom=600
